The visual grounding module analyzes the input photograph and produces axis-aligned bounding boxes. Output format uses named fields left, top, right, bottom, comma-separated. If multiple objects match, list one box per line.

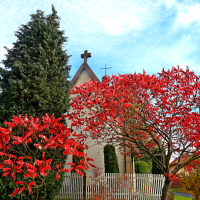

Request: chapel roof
left=71, top=50, right=100, bottom=86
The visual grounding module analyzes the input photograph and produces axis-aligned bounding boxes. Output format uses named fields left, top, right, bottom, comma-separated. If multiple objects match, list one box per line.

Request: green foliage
left=152, top=148, right=166, bottom=174
left=134, top=154, right=153, bottom=173
left=0, top=5, right=71, bottom=127
left=135, top=161, right=149, bottom=174
left=104, top=144, right=120, bottom=173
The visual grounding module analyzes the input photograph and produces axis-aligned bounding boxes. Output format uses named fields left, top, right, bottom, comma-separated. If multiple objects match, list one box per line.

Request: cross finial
left=100, top=64, right=112, bottom=76
left=81, top=50, right=92, bottom=64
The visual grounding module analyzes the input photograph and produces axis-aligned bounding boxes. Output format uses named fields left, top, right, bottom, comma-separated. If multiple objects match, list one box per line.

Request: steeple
left=71, top=50, right=100, bottom=86
left=81, top=50, right=92, bottom=64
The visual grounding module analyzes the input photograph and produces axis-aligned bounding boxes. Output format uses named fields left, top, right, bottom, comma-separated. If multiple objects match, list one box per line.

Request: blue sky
left=1, top=0, right=200, bottom=81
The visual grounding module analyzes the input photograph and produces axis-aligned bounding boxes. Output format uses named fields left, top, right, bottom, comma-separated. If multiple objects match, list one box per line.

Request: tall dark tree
left=104, top=144, right=120, bottom=173
left=0, top=5, right=71, bottom=126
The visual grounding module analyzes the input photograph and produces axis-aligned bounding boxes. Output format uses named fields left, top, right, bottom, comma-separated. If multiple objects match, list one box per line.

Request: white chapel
left=65, top=50, right=134, bottom=174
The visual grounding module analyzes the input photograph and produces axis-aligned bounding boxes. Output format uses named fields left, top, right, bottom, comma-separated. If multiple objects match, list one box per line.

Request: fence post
left=83, top=172, right=86, bottom=199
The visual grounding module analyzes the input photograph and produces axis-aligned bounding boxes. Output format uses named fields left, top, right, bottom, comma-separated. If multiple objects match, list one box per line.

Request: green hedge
left=135, top=161, right=149, bottom=174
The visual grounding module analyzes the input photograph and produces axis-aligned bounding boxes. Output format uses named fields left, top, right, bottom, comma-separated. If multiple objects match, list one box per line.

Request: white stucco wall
left=73, top=69, right=91, bottom=87
left=65, top=67, right=126, bottom=174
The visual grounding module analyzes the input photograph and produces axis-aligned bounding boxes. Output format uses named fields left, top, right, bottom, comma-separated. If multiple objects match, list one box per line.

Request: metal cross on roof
left=81, top=50, right=92, bottom=64
left=100, top=64, right=112, bottom=76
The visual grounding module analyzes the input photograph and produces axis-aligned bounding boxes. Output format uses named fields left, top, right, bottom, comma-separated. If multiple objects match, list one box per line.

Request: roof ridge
left=71, top=63, right=100, bottom=86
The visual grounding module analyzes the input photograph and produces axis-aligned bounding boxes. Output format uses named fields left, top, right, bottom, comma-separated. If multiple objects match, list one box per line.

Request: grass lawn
left=174, top=196, right=193, bottom=200
left=170, top=188, right=192, bottom=194
left=170, top=188, right=197, bottom=200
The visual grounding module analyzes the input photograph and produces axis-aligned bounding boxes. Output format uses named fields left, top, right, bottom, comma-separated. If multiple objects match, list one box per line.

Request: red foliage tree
left=64, top=66, right=200, bottom=200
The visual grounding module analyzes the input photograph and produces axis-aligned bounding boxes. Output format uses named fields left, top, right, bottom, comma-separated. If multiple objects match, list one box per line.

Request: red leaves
left=165, top=173, right=181, bottom=182
left=192, top=160, right=200, bottom=165
left=61, top=168, right=70, bottom=172
left=0, top=127, right=9, bottom=134
left=68, top=162, right=75, bottom=166
left=25, top=163, right=37, bottom=171
left=2, top=172, right=10, bottom=176
left=0, top=114, right=94, bottom=198
left=15, top=181, right=25, bottom=185
left=2, top=167, right=11, bottom=171
left=124, top=103, right=132, bottom=107
left=0, top=164, right=4, bottom=168
left=34, top=159, right=43, bottom=166
left=186, top=165, right=193, bottom=171
left=28, top=182, right=36, bottom=186
left=4, top=159, right=13, bottom=165
left=24, top=173, right=32, bottom=178
left=40, top=171, right=47, bottom=177
left=10, top=188, right=19, bottom=197
left=55, top=173, right=60, bottom=180
left=171, top=109, right=177, bottom=112
left=23, top=131, right=33, bottom=141
left=13, top=136, right=23, bottom=143
left=75, top=169, right=83, bottom=176
left=39, top=134, right=48, bottom=141
left=88, top=163, right=97, bottom=168
left=18, top=186, right=25, bottom=194
left=8, top=154, right=17, bottom=160
left=27, top=185, right=32, bottom=194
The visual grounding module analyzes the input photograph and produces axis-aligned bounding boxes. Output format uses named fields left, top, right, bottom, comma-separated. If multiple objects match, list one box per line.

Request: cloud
left=98, top=18, right=141, bottom=35
left=175, top=3, right=200, bottom=28
left=92, top=1, right=146, bottom=35
left=164, top=0, right=176, bottom=8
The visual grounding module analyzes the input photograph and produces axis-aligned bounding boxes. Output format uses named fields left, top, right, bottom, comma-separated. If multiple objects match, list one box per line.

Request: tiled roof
left=170, top=154, right=188, bottom=166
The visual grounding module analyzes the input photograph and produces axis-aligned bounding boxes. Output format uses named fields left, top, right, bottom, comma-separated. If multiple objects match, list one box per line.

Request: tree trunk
left=161, top=177, right=171, bottom=200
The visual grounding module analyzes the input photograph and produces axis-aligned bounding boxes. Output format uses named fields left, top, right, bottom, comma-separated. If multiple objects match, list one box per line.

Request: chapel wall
left=65, top=62, right=130, bottom=175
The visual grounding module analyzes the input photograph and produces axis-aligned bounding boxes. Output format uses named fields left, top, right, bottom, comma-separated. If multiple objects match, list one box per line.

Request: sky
left=1, top=0, right=200, bottom=81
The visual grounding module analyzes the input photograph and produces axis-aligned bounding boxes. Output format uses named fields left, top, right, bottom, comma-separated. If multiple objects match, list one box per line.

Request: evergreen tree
left=104, top=144, right=120, bottom=173
left=0, top=5, right=71, bottom=127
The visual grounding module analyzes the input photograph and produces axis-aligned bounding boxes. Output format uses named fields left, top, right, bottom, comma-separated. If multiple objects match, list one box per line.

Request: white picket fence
left=56, top=173, right=165, bottom=200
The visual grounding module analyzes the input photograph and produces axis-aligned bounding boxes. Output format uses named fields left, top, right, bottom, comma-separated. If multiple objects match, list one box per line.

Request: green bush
left=104, top=144, right=120, bottom=173
left=134, top=154, right=153, bottom=173
left=135, top=161, right=149, bottom=174
left=0, top=115, right=67, bottom=200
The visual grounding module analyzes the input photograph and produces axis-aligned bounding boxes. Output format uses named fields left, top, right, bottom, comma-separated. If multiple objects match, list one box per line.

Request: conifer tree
left=104, top=144, right=120, bottom=173
left=0, top=5, right=71, bottom=126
